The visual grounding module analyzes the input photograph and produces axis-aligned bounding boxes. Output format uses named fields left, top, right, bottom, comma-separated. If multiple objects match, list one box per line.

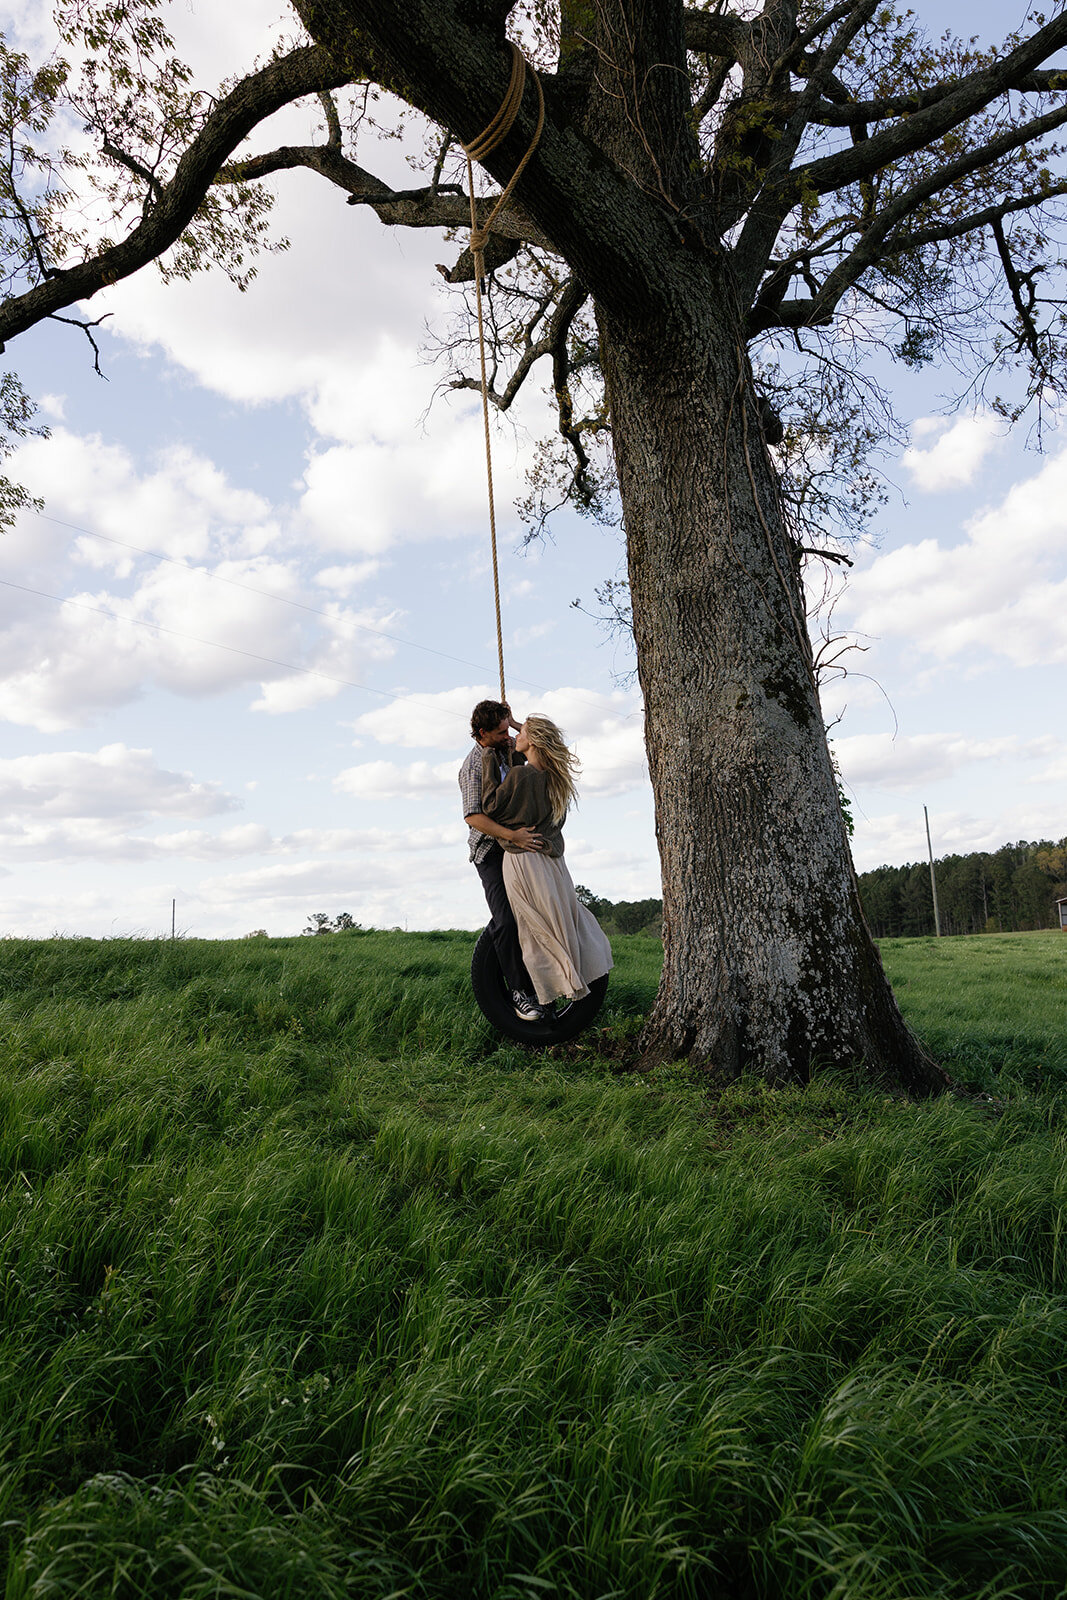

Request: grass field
left=1, top=928, right=1065, bottom=1598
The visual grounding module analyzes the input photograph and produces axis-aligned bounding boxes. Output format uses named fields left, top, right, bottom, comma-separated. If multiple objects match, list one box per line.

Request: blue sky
left=0, top=0, right=1064, bottom=938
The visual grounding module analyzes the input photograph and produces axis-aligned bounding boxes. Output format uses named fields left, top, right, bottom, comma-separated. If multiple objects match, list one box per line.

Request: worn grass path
left=0, top=929, right=1065, bottom=1598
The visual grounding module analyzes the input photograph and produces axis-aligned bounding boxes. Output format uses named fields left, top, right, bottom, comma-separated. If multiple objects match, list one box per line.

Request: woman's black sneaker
left=512, top=990, right=545, bottom=1022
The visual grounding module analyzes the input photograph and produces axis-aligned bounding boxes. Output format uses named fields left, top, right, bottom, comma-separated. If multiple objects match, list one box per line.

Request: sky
left=0, top=0, right=1064, bottom=940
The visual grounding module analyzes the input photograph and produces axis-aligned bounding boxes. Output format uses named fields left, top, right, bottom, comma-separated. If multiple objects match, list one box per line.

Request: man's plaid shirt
left=459, top=742, right=524, bottom=864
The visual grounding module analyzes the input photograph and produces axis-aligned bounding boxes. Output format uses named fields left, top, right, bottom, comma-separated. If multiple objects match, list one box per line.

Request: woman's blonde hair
left=524, top=715, right=579, bottom=824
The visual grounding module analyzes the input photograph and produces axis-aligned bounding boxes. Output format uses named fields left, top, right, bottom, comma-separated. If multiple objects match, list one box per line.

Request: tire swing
left=461, top=46, right=609, bottom=1048
left=471, top=928, right=609, bottom=1047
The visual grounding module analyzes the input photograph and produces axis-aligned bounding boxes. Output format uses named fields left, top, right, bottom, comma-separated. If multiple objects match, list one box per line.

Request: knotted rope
left=461, top=42, right=544, bottom=703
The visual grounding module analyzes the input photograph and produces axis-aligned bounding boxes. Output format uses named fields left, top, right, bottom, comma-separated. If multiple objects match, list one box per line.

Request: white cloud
left=352, top=684, right=642, bottom=747
left=304, top=337, right=443, bottom=445
left=314, top=563, right=381, bottom=594
left=851, top=800, right=1067, bottom=872
left=0, top=743, right=237, bottom=821
left=1032, top=749, right=1067, bottom=785
left=9, top=0, right=285, bottom=104
left=334, top=759, right=458, bottom=800
left=250, top=673, right=342, bottom=716
left=558, top=841, right=660, bottom=901
left=833, top=731, right=1046, bottom=791
left=297, top=413, right=526, bottom=556
left=102, top=183, right=436, bottom=412
left=5, top=0, right=59, bottom=55
left=0, top=811, right=460, bottom=867
left=191, top=854, right=476, bottom=931
left=575, top=726, right=648, bottom=798
left=0, top=820, right=272, bottom=864
left=72, top=130, right=534, bottom=567
left=0, top=568, right=303, bottom=729
left=152, top=824, right=273, bottom=857
left=844, top=443, right=1067, bottom=669
left=13, top=430, right=278, bottom=563
left=902, top=413, right=1001, bottom=491
left=348, top=685, right=649, bottom=798
left=0, top=883, right=147, bottom=939
left=818, top=674, right=888, bottom=727
left=350, top=685, right=495, bottom=749
left=248, top=608, right=397, bottom=714
left=512, top=621, right=556, bottom=647
left=0, top=428, right=404, bottom=728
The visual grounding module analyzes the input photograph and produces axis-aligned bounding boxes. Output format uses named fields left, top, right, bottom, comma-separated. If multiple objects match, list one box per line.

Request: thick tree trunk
left=599, top=289, right=947, bottom=1092
left=297, top=0, right=947, bottom=1092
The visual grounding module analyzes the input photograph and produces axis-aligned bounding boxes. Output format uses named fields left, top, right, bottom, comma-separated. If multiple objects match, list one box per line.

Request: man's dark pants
left=475, top=844, right=533, bottom=995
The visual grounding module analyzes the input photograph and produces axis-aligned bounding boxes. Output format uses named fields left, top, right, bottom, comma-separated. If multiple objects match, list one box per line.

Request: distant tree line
left=302, top=839, right=1064, bottom=944
left=858, top=839, right=1067, bottom=939
left=303, top=913, right=367, bottom=935
left=575, top=888, right=663, bottom=937
left=578, top=837, right=1066, bottom=943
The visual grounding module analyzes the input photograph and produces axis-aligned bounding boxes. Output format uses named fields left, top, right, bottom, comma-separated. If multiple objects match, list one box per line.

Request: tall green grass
left=880, top=931, right=1067, bottom=1093
left=1, top=930, right=1065, bottom=1598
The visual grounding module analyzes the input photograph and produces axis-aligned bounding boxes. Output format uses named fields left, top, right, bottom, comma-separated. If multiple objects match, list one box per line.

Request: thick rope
left=462, top=42, right=545, bottom=704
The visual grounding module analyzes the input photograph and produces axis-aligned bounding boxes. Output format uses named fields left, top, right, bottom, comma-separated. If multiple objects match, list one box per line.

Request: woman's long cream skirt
left=503, top=851, right=614, bottom=1004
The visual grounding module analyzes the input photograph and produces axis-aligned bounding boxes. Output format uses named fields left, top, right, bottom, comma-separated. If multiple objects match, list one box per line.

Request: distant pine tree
left=856, top=838, right=1067, bottom=938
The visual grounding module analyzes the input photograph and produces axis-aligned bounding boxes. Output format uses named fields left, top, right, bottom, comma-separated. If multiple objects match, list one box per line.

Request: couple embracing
left=459, top=700, right=613, bottom=1024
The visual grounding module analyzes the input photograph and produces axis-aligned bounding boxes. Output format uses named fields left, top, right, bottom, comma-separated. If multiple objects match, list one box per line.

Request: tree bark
left=295, top=0, right=949, bottom=1093
left=597, top=281, right=947, bottom=1091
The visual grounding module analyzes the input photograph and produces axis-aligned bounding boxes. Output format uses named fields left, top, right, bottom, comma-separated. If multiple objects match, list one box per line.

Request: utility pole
left=924, top=806, right=942, bottom=938
left=171, top=898, right=176, bottom=940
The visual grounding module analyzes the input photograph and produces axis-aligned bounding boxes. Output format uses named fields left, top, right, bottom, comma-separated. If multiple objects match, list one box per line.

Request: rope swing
left=461, top=42, right=544, bottom=703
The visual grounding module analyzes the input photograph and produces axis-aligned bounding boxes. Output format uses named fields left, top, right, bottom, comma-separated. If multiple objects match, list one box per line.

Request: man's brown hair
left=471, top=700, right=509, bottom=741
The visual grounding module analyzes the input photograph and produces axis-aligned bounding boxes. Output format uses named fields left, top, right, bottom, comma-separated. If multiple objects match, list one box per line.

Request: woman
left=480, top=714, right=613, bottom=1008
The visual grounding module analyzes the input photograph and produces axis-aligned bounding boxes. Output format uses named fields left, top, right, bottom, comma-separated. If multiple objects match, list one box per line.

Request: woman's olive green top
left=480, top=748, right=565, bottom=858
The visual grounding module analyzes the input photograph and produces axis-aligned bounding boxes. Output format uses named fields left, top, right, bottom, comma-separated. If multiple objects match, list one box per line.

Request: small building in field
left=1057, top=897, right=1067, bottom=931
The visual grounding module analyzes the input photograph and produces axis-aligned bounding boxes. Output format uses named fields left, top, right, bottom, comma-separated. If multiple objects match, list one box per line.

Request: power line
left=34, top=511, right=502, bottom=676
left=29, top=510, right=639, bottom=725
left=0, top=575, right=473, bottom=722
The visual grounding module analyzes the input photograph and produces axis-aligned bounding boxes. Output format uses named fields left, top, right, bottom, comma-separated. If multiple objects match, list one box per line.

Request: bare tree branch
left=797, top=97, right=1067, bottom=328
left=797, top=10, right=1067, bottom=199
left=882, top=182, right=1067, bottom=257
left=777, top=0, right=868, bottom=71
left=0, top=45, right=349, bottom=350
left=101, top=137, right=165, bottom=211
left=991, top=215, right=1044, bottom=364
left=548, top=278, right=599, bottom=494
left=47, top=311, right=113, bottom=375
left=5, top=162, right=59, bottom=283
left=449, top=275, right=586, bottom=413
left=691, top=54, right=735, bottom=127
left=682, top=10, right=745, bottom=59
left=222, top=142, right=555, bottom=254
left=732, top=0, right=880, bottom=295
left=317, top=90, right=343, bottom=149
left=751, top=178, right=1067, bottom=332
left=807, top=67, right=1067, bottom=129
left=798, top=545, right=852, bottom=565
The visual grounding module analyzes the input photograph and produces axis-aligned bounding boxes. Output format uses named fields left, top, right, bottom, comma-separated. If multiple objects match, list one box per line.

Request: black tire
left=470, top=926, right=609, bottom=1046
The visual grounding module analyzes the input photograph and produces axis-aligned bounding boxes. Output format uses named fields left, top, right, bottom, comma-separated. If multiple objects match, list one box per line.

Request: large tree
left=3, top=0, right=1066, bottom=1088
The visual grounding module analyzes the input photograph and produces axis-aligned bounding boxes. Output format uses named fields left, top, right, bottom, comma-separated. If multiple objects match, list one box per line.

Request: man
left=460, top=700, right=545, bottom=1022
